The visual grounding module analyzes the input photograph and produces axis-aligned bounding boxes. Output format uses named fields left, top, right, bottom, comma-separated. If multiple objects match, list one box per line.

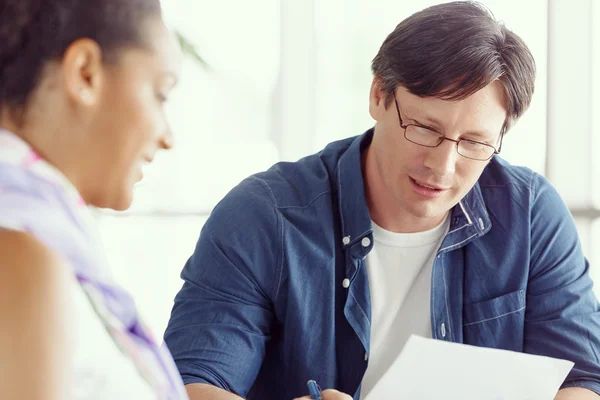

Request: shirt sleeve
left=525, top=173, right=600, bottom=395
left=163, top=176, right=281, bottom=398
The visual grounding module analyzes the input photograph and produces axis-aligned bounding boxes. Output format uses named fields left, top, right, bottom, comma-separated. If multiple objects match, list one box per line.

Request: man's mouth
left=410, top=177, right=446, bottom=191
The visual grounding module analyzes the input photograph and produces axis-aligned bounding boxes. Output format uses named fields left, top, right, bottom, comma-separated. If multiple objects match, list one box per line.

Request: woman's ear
left=61, top=39, right=105, bottom=108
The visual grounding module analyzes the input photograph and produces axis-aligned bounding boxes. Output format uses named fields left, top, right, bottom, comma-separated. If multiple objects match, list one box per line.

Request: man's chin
left=407, top=201, right=452, bottom=221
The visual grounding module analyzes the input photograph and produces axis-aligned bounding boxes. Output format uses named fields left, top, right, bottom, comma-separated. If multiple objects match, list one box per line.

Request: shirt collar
left=336, top=129, right=375, bottom=248
left=453, top=181, right=492, bottom=236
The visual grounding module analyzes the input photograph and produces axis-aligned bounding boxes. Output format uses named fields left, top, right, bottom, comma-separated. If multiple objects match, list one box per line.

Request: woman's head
left=0, top=0, right=182, bottom=210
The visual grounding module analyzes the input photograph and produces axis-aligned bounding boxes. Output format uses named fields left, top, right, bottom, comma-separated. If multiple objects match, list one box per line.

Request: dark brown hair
left=371, top=1, right=536, bottom=134
left=0, top=0, right=162, bottom=118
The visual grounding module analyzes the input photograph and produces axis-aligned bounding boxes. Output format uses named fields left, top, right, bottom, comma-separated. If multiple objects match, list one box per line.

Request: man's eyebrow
left=402, top=106, right=497, bottom=141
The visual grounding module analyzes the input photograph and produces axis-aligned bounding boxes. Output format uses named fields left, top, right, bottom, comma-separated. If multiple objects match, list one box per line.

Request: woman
left=0, top=0, right=188, bottom=398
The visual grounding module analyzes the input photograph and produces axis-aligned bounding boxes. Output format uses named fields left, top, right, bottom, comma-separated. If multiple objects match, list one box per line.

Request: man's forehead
left=396, top=85, right=507, bottom=138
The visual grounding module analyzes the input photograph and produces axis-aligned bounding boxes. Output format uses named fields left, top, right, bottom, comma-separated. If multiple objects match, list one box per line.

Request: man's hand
left=293, top=389, right=353, bottom=400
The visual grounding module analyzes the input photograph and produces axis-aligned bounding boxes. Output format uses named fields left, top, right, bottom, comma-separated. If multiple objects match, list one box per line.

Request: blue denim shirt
left=165, top=129, right=600, bottom=399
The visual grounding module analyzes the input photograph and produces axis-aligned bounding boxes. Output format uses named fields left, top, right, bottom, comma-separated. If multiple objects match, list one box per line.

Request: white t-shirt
left=360, top=215, right=450, bottom=400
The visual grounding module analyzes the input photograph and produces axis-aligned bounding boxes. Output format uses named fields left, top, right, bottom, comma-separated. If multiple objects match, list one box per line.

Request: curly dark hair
left=0, top=0, right=162, bottom=119
left=371, top=1, right=536, bottom=134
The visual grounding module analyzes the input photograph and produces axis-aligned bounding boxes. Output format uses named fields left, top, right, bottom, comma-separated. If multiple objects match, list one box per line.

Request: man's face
left=365, top=80, right=507, bottom=232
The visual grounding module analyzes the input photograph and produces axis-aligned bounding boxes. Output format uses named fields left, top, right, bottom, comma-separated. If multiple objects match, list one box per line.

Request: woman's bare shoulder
left=0, top=228, right=69, bottom=287
left=0, top=229, right=73, bottom=399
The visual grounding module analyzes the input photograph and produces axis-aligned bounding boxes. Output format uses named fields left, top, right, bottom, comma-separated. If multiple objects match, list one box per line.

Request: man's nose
left=423, top=138, right=457, bottom=177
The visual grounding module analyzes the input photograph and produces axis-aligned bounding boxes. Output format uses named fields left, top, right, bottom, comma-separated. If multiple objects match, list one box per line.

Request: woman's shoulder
left=0, top=228, right=73, bottom=326
left=0, top=229, right=157, bottom=399
left=0, top=229, right=74, bottom=399
left=0, top=228, right=70, bottom=289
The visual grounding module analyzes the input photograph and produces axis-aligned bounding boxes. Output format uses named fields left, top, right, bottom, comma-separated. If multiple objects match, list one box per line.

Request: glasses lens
left=405, top=125, right=442, bottom=147
left=457, top=140, right=495, bottom=161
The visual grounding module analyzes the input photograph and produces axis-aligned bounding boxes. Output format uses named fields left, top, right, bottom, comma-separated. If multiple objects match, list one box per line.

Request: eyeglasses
left=394, top=97, right=502, bottom=161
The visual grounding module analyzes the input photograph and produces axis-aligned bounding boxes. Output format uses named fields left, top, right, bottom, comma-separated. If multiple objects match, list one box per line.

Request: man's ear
left=61, top=39, right=105, bottom=107
left=369, top=76, right=386, bottom=121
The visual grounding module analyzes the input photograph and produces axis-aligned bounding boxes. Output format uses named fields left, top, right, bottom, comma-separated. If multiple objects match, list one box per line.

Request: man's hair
left=0, top=0, right=162, bottom=119
left=371, top=1, right=536, bottom=134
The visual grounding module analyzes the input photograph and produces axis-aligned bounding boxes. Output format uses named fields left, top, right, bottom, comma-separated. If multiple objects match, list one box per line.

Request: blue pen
left=307, top=380, right=323, bottom=400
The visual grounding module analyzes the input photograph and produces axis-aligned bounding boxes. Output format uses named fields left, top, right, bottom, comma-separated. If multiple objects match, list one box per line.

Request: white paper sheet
left=364, top=335, right=574, bottom=400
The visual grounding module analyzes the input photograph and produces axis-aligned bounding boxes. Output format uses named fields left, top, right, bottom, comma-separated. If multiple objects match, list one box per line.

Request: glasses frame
left=393, top=97, right=503, bottom=161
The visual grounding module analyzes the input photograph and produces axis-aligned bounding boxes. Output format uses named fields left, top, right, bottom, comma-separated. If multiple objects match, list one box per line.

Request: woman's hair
left=0, top=0, right=162, bottom=119
left=371, top=1, right=536, bottom=134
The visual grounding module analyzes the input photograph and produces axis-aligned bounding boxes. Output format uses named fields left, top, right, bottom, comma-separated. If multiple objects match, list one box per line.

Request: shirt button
left=441, top=323, right=447, bottom=338
left=361, top=237, right=371, bottom=247
left=364, top=352, right=369, bottom=361
left=342, top=278, right=350, bottom=288
left=342, top=236, right=351, bottom=245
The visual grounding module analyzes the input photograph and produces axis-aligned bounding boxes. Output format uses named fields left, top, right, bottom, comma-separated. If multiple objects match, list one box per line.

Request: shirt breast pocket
left=462, top=289, right=526, bottom=351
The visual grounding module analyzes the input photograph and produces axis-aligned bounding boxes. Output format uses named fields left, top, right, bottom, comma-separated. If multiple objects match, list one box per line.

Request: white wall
left=546, top=0, right=599, bottom=274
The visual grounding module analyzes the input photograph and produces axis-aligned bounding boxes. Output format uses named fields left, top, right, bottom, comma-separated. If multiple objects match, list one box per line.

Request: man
left=164, top=2, right=600, bottom=399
